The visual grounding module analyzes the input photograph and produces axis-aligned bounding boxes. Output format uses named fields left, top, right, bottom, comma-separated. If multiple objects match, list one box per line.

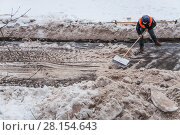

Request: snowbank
left=1, top=68, right=180, bottom=120
left=1, top=17, right=180, bottom=42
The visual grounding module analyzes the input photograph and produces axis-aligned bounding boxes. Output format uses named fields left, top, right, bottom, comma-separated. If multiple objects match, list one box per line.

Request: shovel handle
left=123, top=31, right=146, bottom=57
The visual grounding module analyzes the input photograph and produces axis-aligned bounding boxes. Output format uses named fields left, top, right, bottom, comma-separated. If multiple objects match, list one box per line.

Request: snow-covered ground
left=1, top=0, right=180, bottom=22
left=0, top=0, right=180, bottom=120
left=0, top=42, right=180, bottom=120
left=1, top=0, right=180, bottom=41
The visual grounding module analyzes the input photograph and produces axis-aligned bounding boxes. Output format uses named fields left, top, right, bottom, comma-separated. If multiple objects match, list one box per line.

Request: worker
left=136, top=15, right=161, bottom=53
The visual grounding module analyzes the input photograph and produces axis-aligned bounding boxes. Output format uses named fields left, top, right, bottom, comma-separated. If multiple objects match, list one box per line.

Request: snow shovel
left=113, top=31, right=146, bottom=68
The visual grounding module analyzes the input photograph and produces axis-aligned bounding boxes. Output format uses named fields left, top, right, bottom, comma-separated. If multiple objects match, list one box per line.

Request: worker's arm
left=136, top=21, right=142, bottom=35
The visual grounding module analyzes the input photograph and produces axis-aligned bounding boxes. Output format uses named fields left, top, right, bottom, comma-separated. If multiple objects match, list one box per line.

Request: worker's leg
left=148, top=29, right=157, bottom=42
left=139, top=28, right=145, bottom=52
left=148, top=29, right=161, bottom=46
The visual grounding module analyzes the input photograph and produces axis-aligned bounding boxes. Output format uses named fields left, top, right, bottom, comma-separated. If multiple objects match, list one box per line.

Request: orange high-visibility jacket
left=139, top=16, right=152, bottom=28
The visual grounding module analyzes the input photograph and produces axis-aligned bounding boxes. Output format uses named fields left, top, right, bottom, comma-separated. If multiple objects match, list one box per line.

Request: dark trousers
left=139, top=28, right=157, bottom=47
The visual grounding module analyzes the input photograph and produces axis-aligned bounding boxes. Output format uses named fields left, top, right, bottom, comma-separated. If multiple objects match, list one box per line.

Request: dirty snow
left=0, top=0, right=180, bottom=120
left=1, top=0, right=180, bottom=41
left=1, top=67, right=180, bottom=120
left=1, top=18, right=180, bottom=41
left=0, top=42, right=180, bottom=120
left=0, top=83, right=98, bottom=120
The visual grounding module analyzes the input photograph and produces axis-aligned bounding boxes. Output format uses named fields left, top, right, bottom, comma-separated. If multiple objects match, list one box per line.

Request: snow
left=0, top=0, right=180, bottom=22
left=1, top=0, right=180, bottom=42
left=1, top=19, right=180, bottom=41
left=0, top=0, right=180, bottom=120
left=0, top=42, right=179, bottom=120
left=1, top=0, right=180, bottom=41
left=0, top=83, right=98, bottom=120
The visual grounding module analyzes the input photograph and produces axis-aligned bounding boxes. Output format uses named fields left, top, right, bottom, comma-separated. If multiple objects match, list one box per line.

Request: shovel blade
left=113, top=55, right=129, bottom=66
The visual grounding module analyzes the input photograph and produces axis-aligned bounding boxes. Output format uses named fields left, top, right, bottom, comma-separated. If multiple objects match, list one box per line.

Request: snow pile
left=1, top=17, right=180, bottom=41
left=33, top=68, right=180, bottom=120
left=32, top=81, right=99, bottom=120
left=0, top=82, right=98, bottom=120
left=0, top=42, right=179, bottom=120
left=0, top=86, right=50, bottom=119
left=1, top=68, right=179, bottom=120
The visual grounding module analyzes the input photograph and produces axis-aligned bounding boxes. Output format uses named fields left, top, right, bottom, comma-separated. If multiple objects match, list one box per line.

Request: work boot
left=139, top=45, right=144, bottom=53
left=155, top=41, right=162, bottom=46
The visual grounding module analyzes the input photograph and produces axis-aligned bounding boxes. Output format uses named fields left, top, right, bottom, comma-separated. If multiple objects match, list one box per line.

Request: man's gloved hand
left=139, top=34, right=143, bottom=38
left=139, top=29, right=148, bottom=38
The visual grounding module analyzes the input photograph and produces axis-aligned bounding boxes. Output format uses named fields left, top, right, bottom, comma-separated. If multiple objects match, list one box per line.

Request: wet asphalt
left=130, top=42, right=180, bottom=71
